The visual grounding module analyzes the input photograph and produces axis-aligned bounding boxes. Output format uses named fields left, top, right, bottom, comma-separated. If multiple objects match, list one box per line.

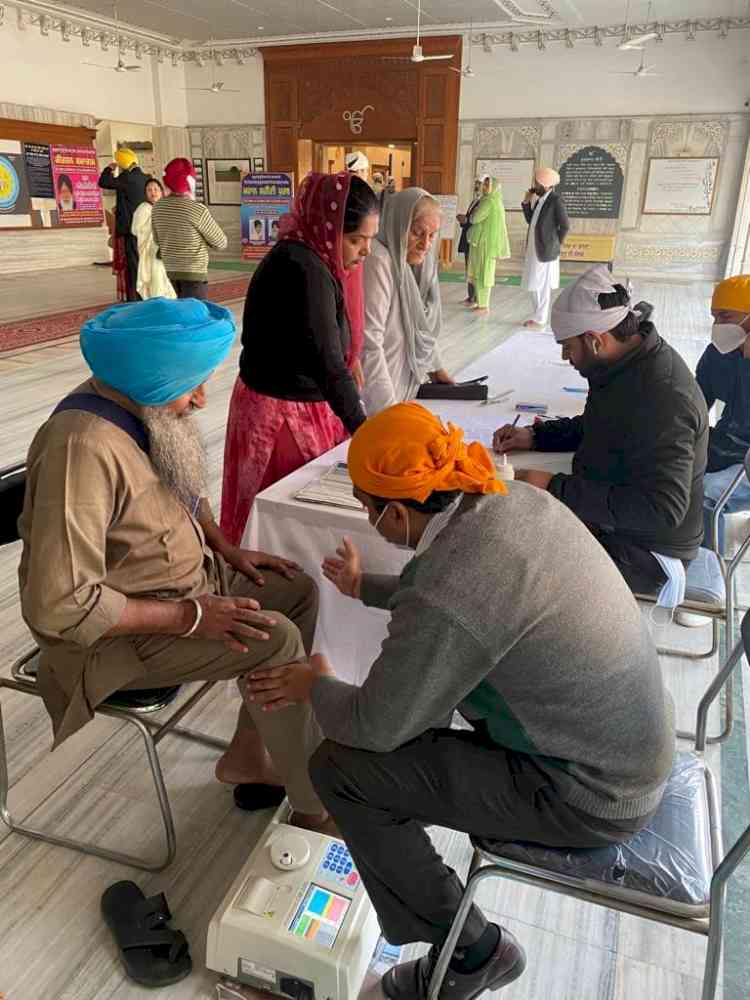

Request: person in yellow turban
left=695, top=274, right=750, bottom=553
left=99, top=147, right=149, bottom=301
left=247, top=401, right=674, bottom=1000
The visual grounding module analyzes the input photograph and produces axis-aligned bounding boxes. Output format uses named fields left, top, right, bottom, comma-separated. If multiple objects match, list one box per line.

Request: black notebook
left=416, top=383, right=489, bottom=401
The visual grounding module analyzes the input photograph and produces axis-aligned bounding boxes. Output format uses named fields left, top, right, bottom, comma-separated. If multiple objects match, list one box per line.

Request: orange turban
left=348, top=402, right=507, bottom=503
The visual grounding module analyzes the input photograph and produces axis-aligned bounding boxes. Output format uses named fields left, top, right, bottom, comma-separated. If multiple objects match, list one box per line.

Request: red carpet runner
left=0, top=276, right=251, bottom=354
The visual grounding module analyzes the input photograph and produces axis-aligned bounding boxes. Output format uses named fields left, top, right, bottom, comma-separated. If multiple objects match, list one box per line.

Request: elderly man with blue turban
left=18, top=297, right=332, bottom=831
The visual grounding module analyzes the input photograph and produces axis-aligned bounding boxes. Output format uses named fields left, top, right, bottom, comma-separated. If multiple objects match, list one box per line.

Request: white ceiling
left=40, top=0, right=750, bottom=44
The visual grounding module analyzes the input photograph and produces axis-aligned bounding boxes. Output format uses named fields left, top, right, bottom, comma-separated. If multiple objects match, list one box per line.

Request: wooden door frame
left=261, top=36, right=461, bottom=194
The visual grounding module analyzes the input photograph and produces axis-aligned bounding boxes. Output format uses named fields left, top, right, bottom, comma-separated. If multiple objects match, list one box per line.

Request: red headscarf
left=278, top=171, right=364, bottom=366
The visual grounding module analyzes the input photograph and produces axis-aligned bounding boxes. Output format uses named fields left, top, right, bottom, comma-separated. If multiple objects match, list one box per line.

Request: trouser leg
left=126, top=570, right=323, bottom=813
left=170, top=278, right=209, bottom=300
left=476, top=283, right=491, bottom=309
left=124, top=235, right=140, bottom=301
left=530, top=288, right=551, bottom=326
left=310, top=730, right=620, bottom=947
left=593, top=534, right=669, bottom=595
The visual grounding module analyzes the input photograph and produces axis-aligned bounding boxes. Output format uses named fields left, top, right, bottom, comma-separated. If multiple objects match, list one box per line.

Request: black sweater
left=98, top=165, right=148, bottom=236
left=534, top=325, right=708, bottom=561
left=239, top=241, right=365, bottom=435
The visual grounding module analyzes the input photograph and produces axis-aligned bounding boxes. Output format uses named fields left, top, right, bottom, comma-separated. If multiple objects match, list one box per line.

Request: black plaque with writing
left=23, top=142, right=54, bottom=199
left=558, top=145, right=624, bottom=220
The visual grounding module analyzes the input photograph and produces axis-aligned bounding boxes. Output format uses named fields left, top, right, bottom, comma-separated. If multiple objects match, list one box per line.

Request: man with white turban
left=18, top=297, right=332, bottom=831
left=493, top=265, right=708, bottom=595
left=521, top=166, right=569, bottom=331
left=345, top=150, right=370, bottom=182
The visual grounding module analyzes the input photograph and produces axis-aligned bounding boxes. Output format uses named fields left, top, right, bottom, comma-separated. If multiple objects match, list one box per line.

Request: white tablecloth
left=243, top=329, right=584, bottom=684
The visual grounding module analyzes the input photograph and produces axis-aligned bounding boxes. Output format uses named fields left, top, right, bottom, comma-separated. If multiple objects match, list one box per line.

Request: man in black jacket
left=494, top=266, right=708, bottom=594
left=98, top=147, right=148, bottom=301
left=521, top=166, right=569, bottom=331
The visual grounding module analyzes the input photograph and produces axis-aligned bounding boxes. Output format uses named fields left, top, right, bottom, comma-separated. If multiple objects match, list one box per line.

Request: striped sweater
left=151, top=196, right=228, bottom=281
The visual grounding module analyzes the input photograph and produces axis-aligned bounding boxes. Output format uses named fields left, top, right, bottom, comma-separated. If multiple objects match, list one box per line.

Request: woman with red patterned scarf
left=220, top=172, right=379, bottom=545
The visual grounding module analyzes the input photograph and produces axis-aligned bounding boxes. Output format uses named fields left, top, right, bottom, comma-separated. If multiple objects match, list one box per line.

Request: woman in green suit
left=467, top=177, right=511, bottom=314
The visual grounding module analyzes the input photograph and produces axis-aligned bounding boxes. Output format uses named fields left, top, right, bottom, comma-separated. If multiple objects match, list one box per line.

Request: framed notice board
left=643, top=157, right=719, bottom=216
left=475, top=158, right=535, bottom=211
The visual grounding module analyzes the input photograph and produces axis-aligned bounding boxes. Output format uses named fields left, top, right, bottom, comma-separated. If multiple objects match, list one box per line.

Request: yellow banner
left=560, top=235, right=617, bottom=263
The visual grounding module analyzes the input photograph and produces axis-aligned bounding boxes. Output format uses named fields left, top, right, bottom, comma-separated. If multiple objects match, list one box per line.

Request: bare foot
left=523, top=320, right=544, bottom=330
left=473, top=307, right=490, bottom=315
left=215, top=728, right=283, bottom=786
left=215, top=753, right=283, bottom=786
left=290, top=811, right=342, bottom=839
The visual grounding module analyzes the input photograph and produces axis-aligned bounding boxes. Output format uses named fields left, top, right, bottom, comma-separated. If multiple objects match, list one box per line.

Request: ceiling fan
left=83, top=51, right=141, bottom=72
left=381, top=0, right=454, bottom=63
left=451, top=28, right=476, bottom=78
left=184, top=52, right=240, bottom=93
left=609, top=48, right=661, bottom=78
left=618, top=0, right=659, bottom=51
left=83, top=5, right=141, bottom=72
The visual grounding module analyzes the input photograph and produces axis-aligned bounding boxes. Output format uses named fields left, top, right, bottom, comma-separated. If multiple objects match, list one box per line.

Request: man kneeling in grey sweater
left=247, top=403, right=675, bottom=1000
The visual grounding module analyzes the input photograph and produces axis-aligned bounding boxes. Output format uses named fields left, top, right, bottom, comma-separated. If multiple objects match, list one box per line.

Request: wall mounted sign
left=434, top=194, right=458, bottom=239
left=342, top=105, right=374, bottom=135
left=191, top=158, right=205, bottom=202
left=241, top=172, right=293, bottom=261
left=475, top=158, right=535, bottom=211
left=23, top=142, right=54, bottom=199
left=49, top=144, right=103, bottom=226
left=206, top=157, right=251, bottom=206
left=560, top=234, right=617, bottom=265
left=557, top=145, right=624, bottom=220
left=0, top=141, right=31, bottom=227
left=643, top=157, right=719, bottom=215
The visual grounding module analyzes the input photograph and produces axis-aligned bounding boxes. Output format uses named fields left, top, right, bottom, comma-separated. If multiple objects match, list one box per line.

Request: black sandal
left=233, top=783, right=286, bottom=811
left=101, top=881, right=192, bottom=987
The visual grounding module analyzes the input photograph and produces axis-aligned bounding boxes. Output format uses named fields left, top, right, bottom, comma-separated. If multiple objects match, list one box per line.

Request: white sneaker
left=675, top=610, right=711, bottom=628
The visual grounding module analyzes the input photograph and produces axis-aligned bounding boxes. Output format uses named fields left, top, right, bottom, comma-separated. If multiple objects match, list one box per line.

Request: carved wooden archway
left=261, top=36, right=462, bottom=195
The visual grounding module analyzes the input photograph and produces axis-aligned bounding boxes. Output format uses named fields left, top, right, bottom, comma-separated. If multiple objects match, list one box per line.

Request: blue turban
left=80, top=297, right=236, bottom=406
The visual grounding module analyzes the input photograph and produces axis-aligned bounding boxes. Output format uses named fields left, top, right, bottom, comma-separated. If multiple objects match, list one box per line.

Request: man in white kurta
left=521, top=167, right=569, bottom=331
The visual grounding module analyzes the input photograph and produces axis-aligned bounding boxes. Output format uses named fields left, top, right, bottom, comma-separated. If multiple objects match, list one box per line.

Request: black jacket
left=458, top=196, right=481, bottom=256
left=239, top=241, right=365, bottom=435
left=98, top=165, right=148, bottom=236
left=522, top=191, right=569, bottom=263
left=533, top=324, right=708, bottom=562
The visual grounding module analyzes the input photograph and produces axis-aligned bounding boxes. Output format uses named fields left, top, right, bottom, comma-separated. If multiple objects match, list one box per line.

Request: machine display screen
left=288, top=883, right=351, bottom=951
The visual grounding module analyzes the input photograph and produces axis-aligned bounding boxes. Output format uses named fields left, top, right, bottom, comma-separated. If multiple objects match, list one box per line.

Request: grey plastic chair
left=0, top=462, right=229, bottom=872
left=634, top=457, right=750, bottom=744
left=426, top=610, right=750, bottom=1000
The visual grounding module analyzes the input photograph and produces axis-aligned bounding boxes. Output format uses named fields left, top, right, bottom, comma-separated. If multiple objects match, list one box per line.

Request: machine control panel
left=317, top=841, right=360, bottom=890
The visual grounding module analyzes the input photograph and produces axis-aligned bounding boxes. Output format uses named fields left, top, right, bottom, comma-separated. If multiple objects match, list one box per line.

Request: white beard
left=142, top=407, right=208, bottom=510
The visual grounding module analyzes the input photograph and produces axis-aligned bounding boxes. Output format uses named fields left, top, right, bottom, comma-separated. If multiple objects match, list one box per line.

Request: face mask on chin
left=712, top=317, right=750, bottom=354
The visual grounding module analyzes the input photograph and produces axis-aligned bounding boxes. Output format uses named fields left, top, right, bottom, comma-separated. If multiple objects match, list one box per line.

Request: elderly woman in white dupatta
left=130, top=177, right=176, bottom=301
left=361, top=187, right=453, bottom=415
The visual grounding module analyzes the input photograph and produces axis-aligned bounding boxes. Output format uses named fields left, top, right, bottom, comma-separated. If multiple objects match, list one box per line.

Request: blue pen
left=563, top=386, right=588, bottom=394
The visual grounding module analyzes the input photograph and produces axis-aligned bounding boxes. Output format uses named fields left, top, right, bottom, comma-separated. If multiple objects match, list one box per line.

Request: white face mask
left=711, top=316, right=750, bottom=354
left=373, top=503, right=411, bottom=550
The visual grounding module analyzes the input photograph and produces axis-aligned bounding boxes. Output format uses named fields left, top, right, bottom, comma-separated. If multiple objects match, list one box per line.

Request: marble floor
left=0, top=261, right=245, bottom=325
left=0, top=277, right=747, bottom=1000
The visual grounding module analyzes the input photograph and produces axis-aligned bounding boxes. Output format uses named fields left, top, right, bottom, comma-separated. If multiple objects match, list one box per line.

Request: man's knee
left=260, top=613, right=305, bottom=666
left=293, top=570, right=319, bottom=617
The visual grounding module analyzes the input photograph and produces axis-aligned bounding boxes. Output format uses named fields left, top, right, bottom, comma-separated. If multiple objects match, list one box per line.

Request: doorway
left=299, top=140, right=415, bottom=190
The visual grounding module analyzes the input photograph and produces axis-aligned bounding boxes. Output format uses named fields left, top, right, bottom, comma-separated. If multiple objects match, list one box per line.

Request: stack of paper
left=295, top=462, right=364, bottom=511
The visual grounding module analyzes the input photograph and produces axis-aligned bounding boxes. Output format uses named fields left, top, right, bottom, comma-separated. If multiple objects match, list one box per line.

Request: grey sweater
left=312, top=485, right=675, bottom=821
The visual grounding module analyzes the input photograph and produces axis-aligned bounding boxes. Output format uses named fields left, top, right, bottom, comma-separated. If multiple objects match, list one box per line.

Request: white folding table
left=243, top=330, right=583, bottom=682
